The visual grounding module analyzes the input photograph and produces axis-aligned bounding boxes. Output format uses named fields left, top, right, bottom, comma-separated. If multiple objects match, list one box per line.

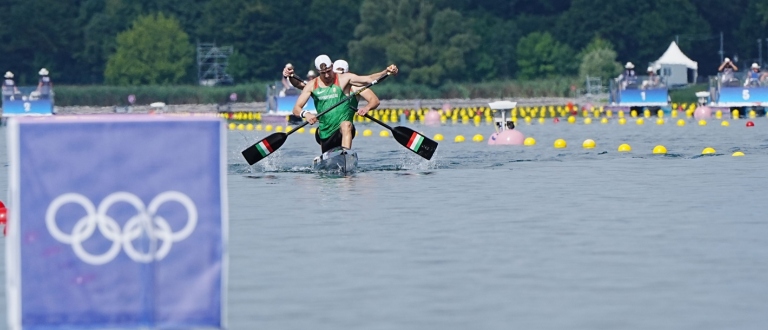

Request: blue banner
left=2, top=99, right=53, bottom=116
left=717, top=87, right=768, bottom=105
left=619, top=88, right=669, bottom=106
left=7, top=115, right=227, bottom=329
left=276, top=95, right=316, bottom=112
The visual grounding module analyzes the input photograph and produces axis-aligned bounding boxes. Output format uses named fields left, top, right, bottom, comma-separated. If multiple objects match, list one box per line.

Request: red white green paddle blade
left=391, top=127, right=438, bottom=160
left=241, top=133, right=286, bottom=165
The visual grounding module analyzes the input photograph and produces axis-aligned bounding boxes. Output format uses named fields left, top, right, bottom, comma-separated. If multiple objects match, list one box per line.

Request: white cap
left=39, top=68, right=49, bottom=76
left=724, top=57, right=731, bottom=62
left=333, top=59, right=349, bottom=73
left=625, top=62, right=634, bottom=69
left=752, top=63, right=760, bottom=69
left=285, top=63, right=293, bottom=69
left=314, top=54, right=333, bottom=70
left=647, top=67, right=654, bottom=72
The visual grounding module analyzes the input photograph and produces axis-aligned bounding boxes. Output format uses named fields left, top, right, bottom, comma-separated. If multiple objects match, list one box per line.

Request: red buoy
left=0, top=200, right=7, bottom=236
left=746, top=121, right=755, bottom=127
left=553, top=117, right=560, bottom=123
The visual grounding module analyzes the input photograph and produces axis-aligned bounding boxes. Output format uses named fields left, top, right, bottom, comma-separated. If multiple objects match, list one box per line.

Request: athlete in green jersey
left=283, top=59, right=381, bottom=150
left=291, top=54, right=397, bottom=153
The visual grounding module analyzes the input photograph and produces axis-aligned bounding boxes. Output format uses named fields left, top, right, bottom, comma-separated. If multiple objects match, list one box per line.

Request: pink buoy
left=487, top=132, right=499, bottom=145
left=693, top=106, right=712, bottom=119
left=424, top=109, right=441, bottom=126
left=489, top=129, right=525, bottom=145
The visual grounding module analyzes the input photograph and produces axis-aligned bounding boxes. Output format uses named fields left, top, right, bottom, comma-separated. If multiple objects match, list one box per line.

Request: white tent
left=650, top=41, right=698, bottom=86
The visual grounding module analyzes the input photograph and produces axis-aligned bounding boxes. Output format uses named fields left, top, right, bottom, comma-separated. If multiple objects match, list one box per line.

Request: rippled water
left=3, top=117, right=768, bottom=329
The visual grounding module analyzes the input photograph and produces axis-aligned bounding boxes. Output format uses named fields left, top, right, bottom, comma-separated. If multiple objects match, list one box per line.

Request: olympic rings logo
left=45, top=191, right=197, bottom=265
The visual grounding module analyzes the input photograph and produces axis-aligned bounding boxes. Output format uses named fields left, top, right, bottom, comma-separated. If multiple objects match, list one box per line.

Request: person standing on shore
left=289, top=55, right=397, bottom=153
left=3, top=71, right=20, bottom=101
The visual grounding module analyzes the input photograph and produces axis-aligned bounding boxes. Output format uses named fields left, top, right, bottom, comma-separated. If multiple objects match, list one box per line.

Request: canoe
left=312, top=146, right=358, bottom=174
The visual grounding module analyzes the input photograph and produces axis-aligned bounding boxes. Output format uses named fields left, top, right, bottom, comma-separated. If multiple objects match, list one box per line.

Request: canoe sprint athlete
left=290, top=54, right=397, bottom=153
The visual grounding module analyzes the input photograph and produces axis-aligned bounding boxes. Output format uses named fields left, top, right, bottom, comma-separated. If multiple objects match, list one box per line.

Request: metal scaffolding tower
left=197, top=42, right=234, bottom=86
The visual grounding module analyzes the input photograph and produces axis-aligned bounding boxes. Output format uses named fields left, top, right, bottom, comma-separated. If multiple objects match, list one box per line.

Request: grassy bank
left=52, top=78, right=583, bottom=106
left=669, top=83, right=708, bottom=104
left=51, top=78, right=703, bottom=107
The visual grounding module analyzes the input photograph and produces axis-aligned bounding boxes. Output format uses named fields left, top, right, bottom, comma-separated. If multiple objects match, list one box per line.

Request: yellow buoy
left=538, top=117, right=545, bottom=124
left=582, top=139, right=596, bottom=149
left=636, top=118, right=644, bottom=125
left=618, top=118, right=627, bottom=125
left=265, top=124, right=273, bottom=132
left=297, top=127, right=306, bottom=133
left=472, top=134, right=484, bottom=142
left=524, top=116, right=532, bottom=124
left=749, top=110, right=756, bottom=118
left=380, top=130, right=390, bottom=137
left=732, top=109, right=740, bottom=118
left=715, top=110, right=722, bottom=119
left=227, top=123, right=236, bottom=130
left=732, top=151, right=745, bottom=157
left=310, top=127, right=317, bottom=134
left=584, top=117, right=592, bottom=125
left=245, top=123, right=254, bottom=130
left=554, top=138, right=567, bottom=149
left=524, top=137, right=536, bottom=146
left=454, top=135, right=465, bottom=142
left=698, top=119, right=707, bottom=126
left=702, top=147, right=716, bottom=155
left=601, top=118, right=608, bottom=124
left=255, top=124, right=263, bottom=131
left=656, top=118, right=664, bottom=125
left=653, top=145, right=667, bottom=154
left=721, top=120, right=730, bottom=127
left=237, top=123, right=245, bottom=130
left=363, top=129, right=373, bottom=136
left=567, top=116, right=576, bottom=124
left=275, top=126, right=283, bottom=132
left=618, top=143, right=631, bottom=152
left=433, top=133, right=444, bottom=141
left=677, top=119, right=685, bottom=126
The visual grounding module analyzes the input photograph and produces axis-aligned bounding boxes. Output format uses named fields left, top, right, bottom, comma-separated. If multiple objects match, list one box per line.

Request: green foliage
left=3, top=0, right=767, bottom=86
left=104, top=13, right=193, bottom=85
left=348, top=0, right=480, bottom=86
left=579, top=48, right=622, bottom=81
left=578, top=36, right=621, bottom=81
left=53, top=83, right=269, bottom=106
left=516, top=32, right=576, bottom=80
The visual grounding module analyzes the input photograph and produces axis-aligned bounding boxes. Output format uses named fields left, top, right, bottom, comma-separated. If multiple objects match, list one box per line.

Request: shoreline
left=51, top=95, right=610, bottom=115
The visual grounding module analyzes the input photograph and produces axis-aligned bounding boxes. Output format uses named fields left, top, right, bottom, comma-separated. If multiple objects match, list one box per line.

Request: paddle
left=241, top=72, right=390, bottom=165
left=360, top=112, right=438, bottom=160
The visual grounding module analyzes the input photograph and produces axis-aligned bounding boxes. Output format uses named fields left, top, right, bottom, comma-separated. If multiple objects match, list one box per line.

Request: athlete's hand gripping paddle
left=241, top=73, right=390, bottom=165
left=360, top=112, right=438, bottom=160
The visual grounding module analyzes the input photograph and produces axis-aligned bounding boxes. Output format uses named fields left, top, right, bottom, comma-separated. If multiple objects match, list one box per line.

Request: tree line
left=1, top=0, right=767, bottom=87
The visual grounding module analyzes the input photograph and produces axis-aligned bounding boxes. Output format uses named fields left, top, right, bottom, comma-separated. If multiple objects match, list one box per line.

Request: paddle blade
left=241, top=133, right=287, bottom=165
left=392, top=127, right=438, bottom=160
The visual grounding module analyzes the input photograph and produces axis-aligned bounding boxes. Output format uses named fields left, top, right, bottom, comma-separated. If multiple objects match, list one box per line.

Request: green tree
left=348, top=0, right=480, bottom=85
left=516, top=32, right=575, bottom=79
left=579, top=48, right=622, bottom=81
left=105, top=13, right=193, bottom=85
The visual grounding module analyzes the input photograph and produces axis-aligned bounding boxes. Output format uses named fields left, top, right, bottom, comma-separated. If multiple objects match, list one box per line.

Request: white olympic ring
left=45, top=191, right=198, bottom=265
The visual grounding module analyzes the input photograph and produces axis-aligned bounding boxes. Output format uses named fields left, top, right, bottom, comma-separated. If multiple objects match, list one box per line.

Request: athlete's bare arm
left=345, top=64, right=398, bottom=87
left=293, top=82, right=318, bottom=124
left=283, top=67, right=306, bottom=89
left=356, top=89, right=380, bottom=116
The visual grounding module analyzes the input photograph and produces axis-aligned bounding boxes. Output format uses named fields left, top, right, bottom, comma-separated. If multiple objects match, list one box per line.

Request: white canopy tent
left=650, top=41, right=698, bottom=86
